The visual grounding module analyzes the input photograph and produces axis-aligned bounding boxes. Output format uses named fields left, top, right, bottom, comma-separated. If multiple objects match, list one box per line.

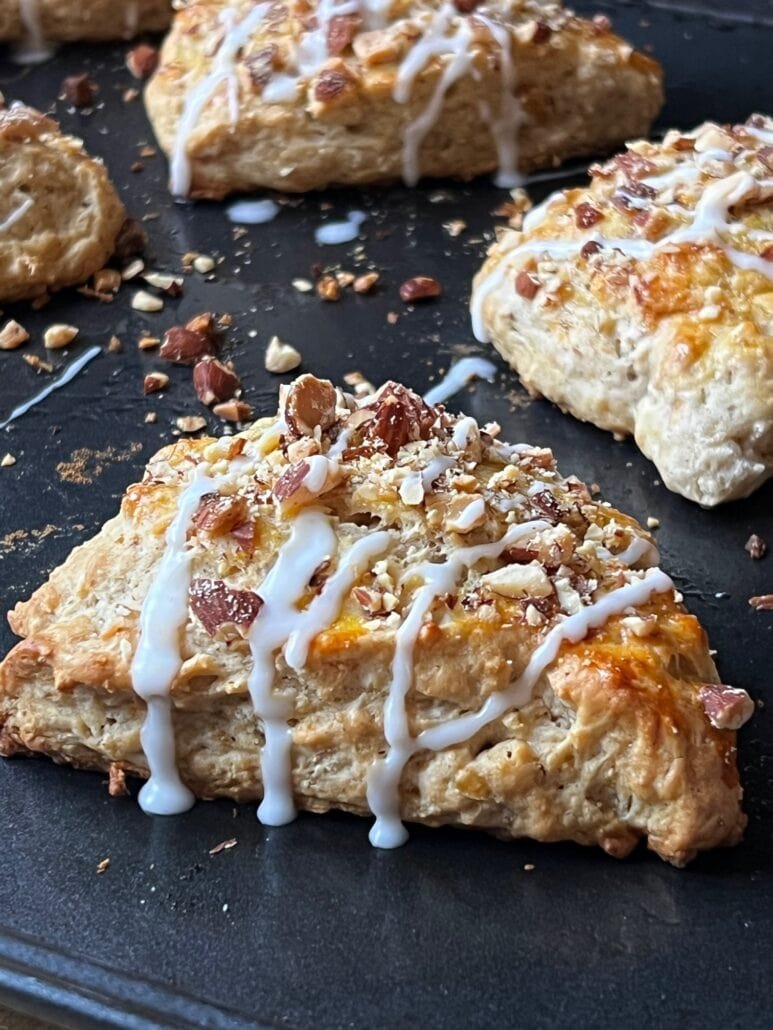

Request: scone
left=472, top=114, right=773, bottom=507
left=0, top=104, right=127, bottom=303
left=145, top=0, right=663, bottom=197
left=0, top=0, right=170, bottom=47
left=0, top=374, right=753, bottom=865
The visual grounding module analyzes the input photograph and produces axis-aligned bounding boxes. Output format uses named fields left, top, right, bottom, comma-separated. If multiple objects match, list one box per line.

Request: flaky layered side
left=0, top=375, right=751, bottom=864
left=0, top=105, right=127, bottom=302
left=0, top=0, right=170, bottom=43
left=145, top=0, right=663, bottom=196
left=472, top=115, right=773, bottom=506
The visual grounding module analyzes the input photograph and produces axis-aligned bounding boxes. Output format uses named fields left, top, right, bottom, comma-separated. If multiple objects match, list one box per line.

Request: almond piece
left=143, top=372, right=169, bottom=395
left=160, top=326, right=216, bottom=365
left=0, top=319, right=29, bottom=350
left=193, top=357, right=240, bottom=405
left=43, top=324, right=79, bottom=350
left=213, top=399, right=253, bottom=422
left=265, top=336, right=302, bottom=374
left=399, top=276, right=441, bottom=303
left=481, top=561, right=553, bottom=598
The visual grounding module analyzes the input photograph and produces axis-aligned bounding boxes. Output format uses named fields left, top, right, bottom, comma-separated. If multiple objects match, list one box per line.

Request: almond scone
left=0, top=104, right=128, bottom=303
left=0, top=0, right=170, bottom=47
left=145, top=0, right=663, bottom=197
left=472, top=115, right=773, bottom=506
left=0, top=375, right=752, bottom=865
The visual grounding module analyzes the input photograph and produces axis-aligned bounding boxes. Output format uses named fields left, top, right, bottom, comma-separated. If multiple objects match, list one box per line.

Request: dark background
left=0, top=1, right=771, bottom=1026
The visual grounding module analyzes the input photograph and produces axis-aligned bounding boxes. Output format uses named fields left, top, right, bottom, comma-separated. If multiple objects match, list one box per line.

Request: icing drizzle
left=129, top=388, right=680, bottom=845
left=472, top=118, right=773, bottom=342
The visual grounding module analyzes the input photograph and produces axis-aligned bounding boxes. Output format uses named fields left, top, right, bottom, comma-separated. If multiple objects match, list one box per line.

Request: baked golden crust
left=145, top=0, right=663, bottom=197
left=0, top=0, right=170, bottom=42
left=472, top=115, right=773, bottom=506
left=0, top=375, right=750, bottom=864
left=0, top=104, right=127, bottom=303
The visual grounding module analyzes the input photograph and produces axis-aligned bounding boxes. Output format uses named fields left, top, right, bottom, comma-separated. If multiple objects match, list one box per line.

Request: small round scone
left=145, top=0, right=663, bottom=197
left=472, top=115, right=773, bottom=507
left=0, top=105, right=127, bottom=303
left=0, top=0, right=170, bottom=44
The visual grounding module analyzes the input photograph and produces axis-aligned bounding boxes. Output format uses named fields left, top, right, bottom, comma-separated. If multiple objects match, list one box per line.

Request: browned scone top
left=0, top=0, right=170, bottom=43
left=145, top=0, right=663, bottom=196
left=0, top=375, right=752, bottom=865
left=472, top=115, right=773, bottom=507
left=0, top=104, right=127, bottom=303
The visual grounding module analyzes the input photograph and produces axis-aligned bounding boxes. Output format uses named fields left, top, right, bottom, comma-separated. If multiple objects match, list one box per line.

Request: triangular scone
left=0, top=105, right=128, bottom=303
left=145, top=0, right=663, bottom=197
left=472, top=115, right=773, bottom=507
left=0, top=376, right=752, bottom=865
left=0, top=0, right=170, bottom=46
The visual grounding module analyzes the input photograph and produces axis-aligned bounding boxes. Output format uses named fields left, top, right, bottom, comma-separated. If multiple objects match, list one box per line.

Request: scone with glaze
left=0, top=374, right=753, bottom=866
left=145, top=0, right=663, bottom=197
left=472, top=114, right=773, bottom=506
left=0, top=104, right=128, bottom=303
left=0, top=0, right=170, bottom=49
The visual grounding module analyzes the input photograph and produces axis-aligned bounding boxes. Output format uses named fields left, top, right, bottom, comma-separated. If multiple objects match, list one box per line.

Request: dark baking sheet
left=1, top=1, right=772, bottom=1026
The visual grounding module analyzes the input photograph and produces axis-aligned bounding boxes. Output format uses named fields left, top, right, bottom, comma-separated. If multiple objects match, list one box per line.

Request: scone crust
left=0, top=105, right=126, bottom=302
left=145, top=0, right=663, bottom=196
left=473, top=115, right=773, bottom=506
left=0, top=377, right=746, bottom=866
left=0, top=0, right=170, bottom=41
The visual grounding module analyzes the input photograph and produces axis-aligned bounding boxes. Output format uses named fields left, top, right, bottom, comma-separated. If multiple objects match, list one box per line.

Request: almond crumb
left=176, top=415, right=208, bottom=433
left=353, top=271, right=379, bottom=294
left=0, top=319, right=29, bottom=350
left=1, top=453, right=16, bottom=468
left=43, top=324, right=79, bottom=350
left=132, top=290, right=164, bottom=313
left=265, top=335, right=302, bottom=374
left=96, top=858, right=110, bottom=874
left=193, top=254, right=216, bottom=274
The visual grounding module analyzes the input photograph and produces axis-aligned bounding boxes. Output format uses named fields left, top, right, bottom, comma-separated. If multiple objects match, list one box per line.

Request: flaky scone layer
left=0, top=376, right=750, bottom=865
left=145, top=0, right=662, bottom=196
left=0, top=0, right=170, bottom=42
left=0, top=105, right=127, bottom=302
left=472, top=115, right=773, bottom=506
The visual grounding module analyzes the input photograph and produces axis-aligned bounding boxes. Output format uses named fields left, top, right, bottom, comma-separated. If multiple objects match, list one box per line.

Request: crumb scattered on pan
left=745, top=534, right=767, bottom=559
left=646, top=516, right=660, bottom=529
left=265, top=336, right=301, bottom=374
left=1, top=453, right=16, bottom=468
left=749, top=595, right=773, bottom=611
left=108, top=763, right=129, bottom=797
left=209, top=838, right=238, bottom=856
left=96, top=858, right=110, bottom=874
left=56, top=443, right=142, bottom=485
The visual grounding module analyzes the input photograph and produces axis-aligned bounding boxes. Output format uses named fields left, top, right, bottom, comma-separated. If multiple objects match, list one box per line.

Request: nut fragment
left=283, top=374, right=337, bottom=436
left=1, top=453, right=16, bottom=468
left=60, top=72, right=97, bottom=107
left=193, top=357, right=240, bottom=405
left=94, top=268, right=121, bottom=294
left=265, top=336, right=302, bottom=374
left=108, top=763, right=129, bottom=797
left=317, top=275, right=341, bottom=301
left=698, top=684, right=755, bottom=730
left=515, top=271, right=540, bottom=299
left=213, top=399, right=253, bottom=422
left=481, top=561, right=553, bottom=598
left=176, top=415, right=207, bottom=433
left=160, top=326, right=216, bottom=365
left=0, top=319, right=29, bottom=350
left=43, top=324, right=79, bottom=350
left=353, top=272, right=379, bottom=294
left=144, top=271, right=184, bottom=294
left=745, top=534, right=767, bottom=559
left=193, top=254, right=216, bottom=274
left=126, top=43, right=158, bottom=79
left=399, top=276, right=441, bottom=303
left=192, top=493, right=248, bottom=536
left=749, top=594, right=773, bottom=611
left=143, top=372, right=169, bottom=395
left=132, top=290, right=164, bottom=313
left=189, top=578, right=262, bottom=636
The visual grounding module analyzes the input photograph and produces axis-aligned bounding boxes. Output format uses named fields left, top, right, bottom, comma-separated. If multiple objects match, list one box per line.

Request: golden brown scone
left=145, top=0, right=663, bottom=197
left=0, top=104, right=127, bottom=303
left=0, top=374, right=752, bottom=865
left=472, top=115, right=773, bottom=507
left=0, top=0, right=170, bottom=46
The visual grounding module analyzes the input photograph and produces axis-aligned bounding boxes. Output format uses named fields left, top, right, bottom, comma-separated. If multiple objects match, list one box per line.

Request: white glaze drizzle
left=247, top=509, right=337, bottom=825
left=369, top=564, right=673, bottom=847
left=131, top=468, right=219, bottom=815
left=367, top=518, right=549, bottom=847
left=471, top=163, right=773, bottom=342
left=0, top=346, right=101, bottom=431
left=15, top=0, right=53, bottom=63
left=0, top=194, right=33, bottom=233
left=314, top=210, right=367, bottom=245
left=423, top=357, right=497, bottom=406
left=226, top=198, right=280, bottom=223
left=170, top=2, right=271, bottom=196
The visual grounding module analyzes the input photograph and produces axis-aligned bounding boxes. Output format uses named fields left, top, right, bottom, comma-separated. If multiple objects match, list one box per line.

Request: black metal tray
left=0, top=2, right=771, bottom=1026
